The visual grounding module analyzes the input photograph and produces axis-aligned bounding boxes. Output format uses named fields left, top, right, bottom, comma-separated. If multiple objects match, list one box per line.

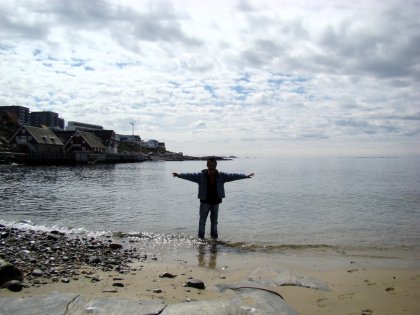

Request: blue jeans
left=199, top=202, right=219, bottom=239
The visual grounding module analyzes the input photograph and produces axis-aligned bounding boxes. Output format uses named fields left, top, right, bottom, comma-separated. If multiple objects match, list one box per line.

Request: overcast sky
left=1, top=0, right=419, bottom=157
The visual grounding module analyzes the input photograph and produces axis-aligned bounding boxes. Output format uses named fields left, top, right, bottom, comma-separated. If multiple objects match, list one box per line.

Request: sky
left=1, top=0, right=419, bottom=157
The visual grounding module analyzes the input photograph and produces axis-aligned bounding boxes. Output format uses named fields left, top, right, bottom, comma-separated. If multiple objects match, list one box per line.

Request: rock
left=47, top=234, right=60, bottom=241
left=2, top=280, right=23, bottom=292
left=113, top=283, right=125, bottom=287
left=159, top=272, right=177, bottom=278
left=61, top=278, right=70, bottom=283
left=153, top=288, right=162, bottom=293
left=32, top=269, right=43, bottom=277
left=0, top=259, right=24, bottom=286
left=361, top=310, right=373, bottom=315
left=88, top=256, right=101, bottom=264
left=185, top=279, right=205, bottom=290
left=109, top=243, right=123, bottom=250
left=102, top=289, right=119, bottom=293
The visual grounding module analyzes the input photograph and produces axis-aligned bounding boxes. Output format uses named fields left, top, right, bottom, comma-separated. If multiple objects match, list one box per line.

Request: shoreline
left=1, top=225, right=420, bottom=314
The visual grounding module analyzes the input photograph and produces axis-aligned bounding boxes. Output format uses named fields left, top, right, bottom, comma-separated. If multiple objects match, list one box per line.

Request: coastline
left=0, top=150, right=234, bottom=165
left=1, top=225, right=419, bottom=314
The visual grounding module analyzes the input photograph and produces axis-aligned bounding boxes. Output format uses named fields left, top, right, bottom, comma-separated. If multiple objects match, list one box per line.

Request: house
left=62, top=130, right=106, bottom=153
left=54, top=131, right=76, bottom=146
left=144, top=140, right=166, bottom=150
left=118, top=134, right=142, bottom=143
left=8, top=125, right=64, bottom=153
left=92, top=130, right=118, bottom=153
left=144, top=139, right=159, bottom=149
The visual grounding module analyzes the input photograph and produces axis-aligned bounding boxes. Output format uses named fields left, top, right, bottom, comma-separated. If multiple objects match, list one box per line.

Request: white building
left=66, top=121, right=103, bottom=132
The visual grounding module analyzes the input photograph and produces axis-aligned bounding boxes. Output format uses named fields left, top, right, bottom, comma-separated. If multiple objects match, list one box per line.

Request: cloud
left=0, top=0, right=419, bottom=156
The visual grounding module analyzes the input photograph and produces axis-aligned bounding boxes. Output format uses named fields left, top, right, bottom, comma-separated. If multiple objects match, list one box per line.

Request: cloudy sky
left=1, top=0, right=419, bottom=156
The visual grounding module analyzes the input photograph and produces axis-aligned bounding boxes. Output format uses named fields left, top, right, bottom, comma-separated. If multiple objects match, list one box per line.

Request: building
left=0, top=106, right=30, bottom=125
left=66, top=121, right=103, bottom=132
left=92, top=130, right=118, bottom=153
left=8, top=125, right=64, bottom=154
left=30, top=111, right=65, bottom=130
left=118, top=134, right=142, bottom=143
left=144, top=139, right=165, bottom=150
left=62, top=130, right=106, bottom=153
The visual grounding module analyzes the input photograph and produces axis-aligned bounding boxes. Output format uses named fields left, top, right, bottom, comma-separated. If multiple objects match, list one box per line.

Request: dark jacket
left=177, top=170, right=249, bottom=200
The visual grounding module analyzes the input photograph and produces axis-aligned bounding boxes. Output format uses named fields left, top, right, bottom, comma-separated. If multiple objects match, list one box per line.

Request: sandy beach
left=2, top=235, right=420, bottom=315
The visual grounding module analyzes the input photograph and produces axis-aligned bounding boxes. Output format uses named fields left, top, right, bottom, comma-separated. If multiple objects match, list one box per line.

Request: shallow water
left=1, top=157, right=420, bottom=256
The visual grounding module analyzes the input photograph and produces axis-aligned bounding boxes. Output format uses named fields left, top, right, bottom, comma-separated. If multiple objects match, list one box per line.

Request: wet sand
left=2, top=252, right=420, bottom=315
left=1, top=225, right=420, bottom=314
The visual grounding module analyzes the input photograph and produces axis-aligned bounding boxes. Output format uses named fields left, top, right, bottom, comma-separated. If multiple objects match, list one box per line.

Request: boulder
left=2, top=280, right=23, bottom=292
left=0, top=259, right=23, bottom=286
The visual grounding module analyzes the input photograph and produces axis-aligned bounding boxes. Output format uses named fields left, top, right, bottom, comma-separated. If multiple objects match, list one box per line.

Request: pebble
left=109, top=243, right=123, bottom=250
left=153, top=288, right=162, bottom=293
left=112, top=283, right=125, bottom=287
left=159, top=272, right=177, bottom=278
left=102, top=289, right=118, bottom=293
left=32, top=269, right=43, bottom=277
left=185, top=279, right=205, bottom=290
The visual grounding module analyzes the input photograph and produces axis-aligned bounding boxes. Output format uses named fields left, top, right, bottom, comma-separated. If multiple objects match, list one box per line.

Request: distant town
left=0, top=105, right=228, bottom=165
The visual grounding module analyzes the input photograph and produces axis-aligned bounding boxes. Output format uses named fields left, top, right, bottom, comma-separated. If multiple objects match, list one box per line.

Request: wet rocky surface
left=0, top=224, right=142, bottom=291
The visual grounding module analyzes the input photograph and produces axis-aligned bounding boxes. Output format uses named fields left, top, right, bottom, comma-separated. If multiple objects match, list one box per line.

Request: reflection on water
left=197, top=242, right=218, bottom=269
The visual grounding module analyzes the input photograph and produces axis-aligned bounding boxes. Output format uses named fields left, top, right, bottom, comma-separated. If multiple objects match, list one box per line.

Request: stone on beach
left=31, top=269, right=43, bottom=277
left=112, top=282, right=125, bottom=287
left=0, top=294, right=166, bottom=315
left=0, top=290, right=298, bottom=315
left=185, top=279, right=205, bottom=290
left=109, top=243, right=123, bottom=250
left=0, top=259, right=23, bottom=286
left=1, top=280, right=24, bottom=292
left=159, top=272, right=177, bottom=278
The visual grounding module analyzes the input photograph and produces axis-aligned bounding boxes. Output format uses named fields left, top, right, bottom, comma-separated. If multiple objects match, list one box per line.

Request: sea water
left=1, top=157, right=420, bottom=258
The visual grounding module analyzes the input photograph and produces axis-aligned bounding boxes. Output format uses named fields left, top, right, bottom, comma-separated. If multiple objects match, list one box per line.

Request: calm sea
left=1, top=157, right=420, bottom=257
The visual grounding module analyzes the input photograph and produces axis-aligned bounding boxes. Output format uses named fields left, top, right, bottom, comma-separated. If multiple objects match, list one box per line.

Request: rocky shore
left=0, top=224, right=142, bottom=292
left=1, top=223, right=419, bottom=314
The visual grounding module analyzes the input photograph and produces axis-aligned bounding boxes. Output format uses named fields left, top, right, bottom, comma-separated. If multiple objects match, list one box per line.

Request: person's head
left=207, top=157, right=217, bottom=171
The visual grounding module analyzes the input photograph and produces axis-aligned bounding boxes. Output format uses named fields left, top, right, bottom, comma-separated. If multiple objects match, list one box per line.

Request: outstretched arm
left=222, top=172, right=254, bottom=182
left=172, top=172, right=200, bottom=183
